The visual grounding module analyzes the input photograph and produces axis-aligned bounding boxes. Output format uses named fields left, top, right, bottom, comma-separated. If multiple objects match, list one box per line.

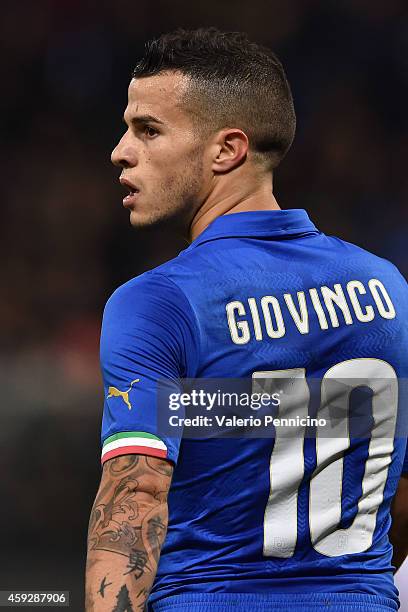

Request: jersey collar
left=188, top=209, right=319, bottom=249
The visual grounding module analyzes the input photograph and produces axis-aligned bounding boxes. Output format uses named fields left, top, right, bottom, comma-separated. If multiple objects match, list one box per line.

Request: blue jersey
left=100, top=210, right=408, bottom=612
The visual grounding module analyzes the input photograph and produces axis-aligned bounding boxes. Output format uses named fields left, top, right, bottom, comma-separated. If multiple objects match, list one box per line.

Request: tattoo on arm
left=112, top=585, right=134, bottom=612
left=146, top=516, right=166, bottom=563
left=146, top=456, right=173, bottom=477
left=87, top=454, right=173, bottom=609
left=109, top=455, right=140, bottom=475
left=124, top=549, right=150, bottom=577
left=98, top=576, right=113, bottom=598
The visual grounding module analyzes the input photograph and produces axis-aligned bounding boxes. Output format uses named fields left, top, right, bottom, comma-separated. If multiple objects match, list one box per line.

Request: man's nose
left=111, top=133, right=137, bottom=168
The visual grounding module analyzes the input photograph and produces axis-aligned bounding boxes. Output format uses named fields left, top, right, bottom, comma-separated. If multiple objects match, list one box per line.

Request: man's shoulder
left=105, top=269, right=186, bottom=314
left=103, top=251, right=204, bottom=336
left=102, top=261, right=200, bottom=374
left=323, top=234, right=406, bottom=282
left=108, top=247, right=207, bottom=306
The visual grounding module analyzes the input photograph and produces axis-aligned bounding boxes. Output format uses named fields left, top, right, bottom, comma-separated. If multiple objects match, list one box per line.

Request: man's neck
left=189, top=180, right=280, bottom=242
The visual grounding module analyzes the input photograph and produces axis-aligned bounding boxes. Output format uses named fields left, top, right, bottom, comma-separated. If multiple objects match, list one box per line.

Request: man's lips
left=122, top=192, right=140, bottom=207
left=119, top=177, right=140, bottom=207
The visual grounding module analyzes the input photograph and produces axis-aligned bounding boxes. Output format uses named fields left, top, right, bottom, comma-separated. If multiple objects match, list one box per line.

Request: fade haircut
left=132, top=28, right=296, bottom=171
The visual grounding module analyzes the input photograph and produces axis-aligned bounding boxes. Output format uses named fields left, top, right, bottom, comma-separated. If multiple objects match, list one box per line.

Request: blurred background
left=1, top=0, right=407, bottom=609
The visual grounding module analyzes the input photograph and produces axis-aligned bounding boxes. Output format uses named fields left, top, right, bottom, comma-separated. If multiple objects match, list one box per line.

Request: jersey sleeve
left=100, top=271, right=199, bottom=466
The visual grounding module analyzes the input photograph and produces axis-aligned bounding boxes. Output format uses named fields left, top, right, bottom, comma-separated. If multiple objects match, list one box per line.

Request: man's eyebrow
left=123, top=114, right=164, bottom=126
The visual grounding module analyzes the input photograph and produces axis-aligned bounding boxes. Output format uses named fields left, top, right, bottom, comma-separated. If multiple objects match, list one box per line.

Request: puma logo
left=107, top=379, right=140, bottom=410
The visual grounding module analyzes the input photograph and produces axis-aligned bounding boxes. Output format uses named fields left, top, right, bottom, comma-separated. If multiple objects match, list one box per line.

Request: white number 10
left=252, top=358, right=398, bottom=558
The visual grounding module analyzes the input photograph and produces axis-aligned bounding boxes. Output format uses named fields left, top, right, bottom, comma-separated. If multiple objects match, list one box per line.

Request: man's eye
left=144, top=125, right=158, bottom=138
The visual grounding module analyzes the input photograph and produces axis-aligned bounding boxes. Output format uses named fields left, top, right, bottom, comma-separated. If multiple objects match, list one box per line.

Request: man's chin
left=128, top=207, right=163, bottom=227
left=128, top=209, right=177, bottom=232
left=128, top=207, right=187, bottom=234
left=128, top=209, right=152, bottom=228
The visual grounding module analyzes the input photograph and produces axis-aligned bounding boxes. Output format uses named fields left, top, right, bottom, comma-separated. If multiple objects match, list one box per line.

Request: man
left=86, top=28, right=408, bottom=611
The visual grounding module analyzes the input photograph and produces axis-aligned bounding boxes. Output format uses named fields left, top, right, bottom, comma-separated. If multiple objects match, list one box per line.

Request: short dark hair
left=132, top=28, right=296, bottom=171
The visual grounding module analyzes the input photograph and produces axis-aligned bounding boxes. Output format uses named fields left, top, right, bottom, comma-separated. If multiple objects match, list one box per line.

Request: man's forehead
left=125, top=72, right=190, bottom=122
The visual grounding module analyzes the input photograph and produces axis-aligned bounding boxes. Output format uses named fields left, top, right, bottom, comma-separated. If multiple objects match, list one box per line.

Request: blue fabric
left=100, top=209, right=408, bottom=609
left=100, top=272, right=199, bottom=464
left=150, top=592, right=398, bottom=611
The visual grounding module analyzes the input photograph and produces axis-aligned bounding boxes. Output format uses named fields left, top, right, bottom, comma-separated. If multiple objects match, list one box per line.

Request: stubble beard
left=129, top=154, right=204, bottom=237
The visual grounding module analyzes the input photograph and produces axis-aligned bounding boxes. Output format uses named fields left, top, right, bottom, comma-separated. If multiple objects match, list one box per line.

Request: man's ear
left=211, top=128, right=249, bottom=173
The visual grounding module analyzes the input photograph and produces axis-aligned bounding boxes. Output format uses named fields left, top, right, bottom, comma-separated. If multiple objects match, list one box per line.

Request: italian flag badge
left=101, top=431, right=168, bottom=464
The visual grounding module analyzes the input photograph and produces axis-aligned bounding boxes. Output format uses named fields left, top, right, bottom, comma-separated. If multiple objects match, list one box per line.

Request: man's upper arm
left=99, top=270, right=198, bottom=467
left=89, top=454, right=174, bottom=557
